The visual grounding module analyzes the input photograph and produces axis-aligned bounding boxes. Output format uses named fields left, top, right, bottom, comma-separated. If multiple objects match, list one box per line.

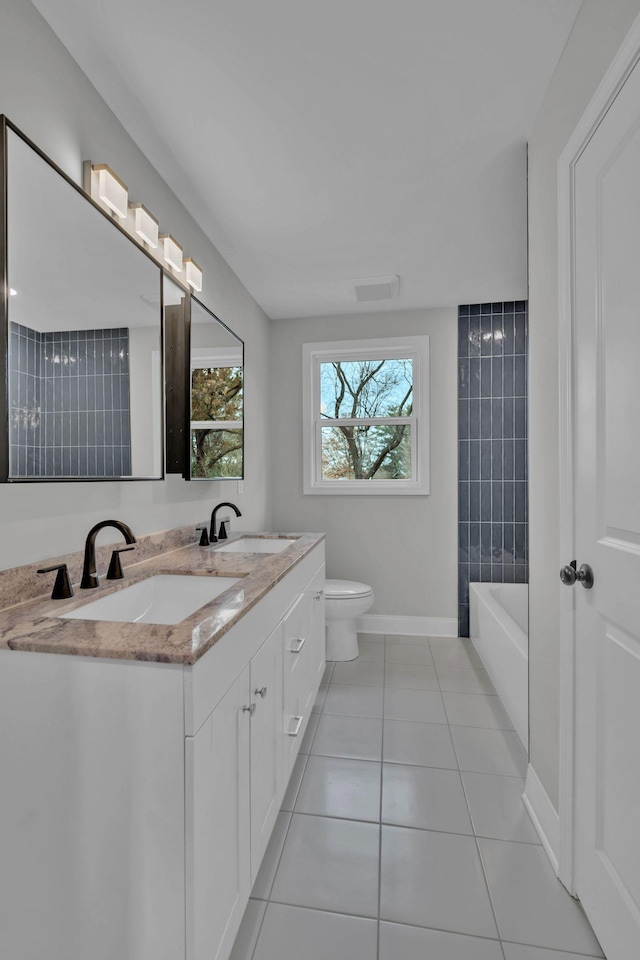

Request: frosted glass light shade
left=184, top=258, right=203, bottom=292
left=160, top=234, right=183, bottom=271
left=93, top=164, right=128, bottom=219
left=130, top=203, right=159, bottom=248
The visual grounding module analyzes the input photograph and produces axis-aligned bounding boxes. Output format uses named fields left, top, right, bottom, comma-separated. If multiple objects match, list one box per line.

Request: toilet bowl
left=324, top=579, right=374, bottom=661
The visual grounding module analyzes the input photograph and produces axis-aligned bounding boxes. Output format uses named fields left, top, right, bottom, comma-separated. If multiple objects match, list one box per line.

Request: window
left=190, top=346, right=243, bottom=479
left=303, top=336, right=429, bottom=495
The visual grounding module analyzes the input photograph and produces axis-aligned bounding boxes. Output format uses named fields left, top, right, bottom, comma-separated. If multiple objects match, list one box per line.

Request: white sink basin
left=216, top=537, right=296, bottom=554
left=61, top=574, right=240, bottom=625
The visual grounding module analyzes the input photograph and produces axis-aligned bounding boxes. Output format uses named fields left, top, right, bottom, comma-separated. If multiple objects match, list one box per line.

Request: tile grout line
left=376, top=634, right=387, bottom=960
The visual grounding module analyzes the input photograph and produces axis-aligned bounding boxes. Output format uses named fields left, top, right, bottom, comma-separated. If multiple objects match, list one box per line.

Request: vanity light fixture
left=159, top=234, right=183, bottom=272
left=183, top=258, right=203, bottom=292
left=93, top=164, right=128, bottom=219
left=130, top=203, right=159, bottom=248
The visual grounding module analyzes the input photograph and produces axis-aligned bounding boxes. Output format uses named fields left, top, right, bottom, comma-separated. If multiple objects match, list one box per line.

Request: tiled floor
left=230, top=635, right=604, bottom=960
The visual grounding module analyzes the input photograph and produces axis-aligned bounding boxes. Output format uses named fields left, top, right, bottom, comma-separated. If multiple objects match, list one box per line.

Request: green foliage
left=190, top=366, right=243, bottom=478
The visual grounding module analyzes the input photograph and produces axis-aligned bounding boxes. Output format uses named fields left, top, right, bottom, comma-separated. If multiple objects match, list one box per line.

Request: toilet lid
left=324, top=579, right=373, bottom=600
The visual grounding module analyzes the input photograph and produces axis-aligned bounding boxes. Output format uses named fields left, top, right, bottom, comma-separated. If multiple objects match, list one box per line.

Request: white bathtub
left=469, top=582, right=528, bottom=749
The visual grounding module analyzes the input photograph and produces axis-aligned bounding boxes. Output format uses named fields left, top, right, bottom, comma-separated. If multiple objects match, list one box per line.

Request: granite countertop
left=0, top=533, right=324, bottom=665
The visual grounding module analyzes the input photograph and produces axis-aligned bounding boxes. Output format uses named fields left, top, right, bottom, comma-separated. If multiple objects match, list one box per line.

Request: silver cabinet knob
left=255, top=686, right=267, bottom=699
left=313, top=590, right=324, bottom=600
left=560, top=561, right=594, bottom=589
left=243, top=702, right=256, bottom=717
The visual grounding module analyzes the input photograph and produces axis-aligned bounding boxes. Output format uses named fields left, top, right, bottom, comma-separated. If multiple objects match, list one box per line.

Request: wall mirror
left=188, top=297, right=244, bottom=480
left=0, top=118, right=165, bottom=481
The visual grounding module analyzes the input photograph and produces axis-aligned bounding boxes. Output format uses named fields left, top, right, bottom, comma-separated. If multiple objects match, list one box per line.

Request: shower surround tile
left=9, top=322, right=131, bottom=478
left=458, top=302, right=528, bottom=636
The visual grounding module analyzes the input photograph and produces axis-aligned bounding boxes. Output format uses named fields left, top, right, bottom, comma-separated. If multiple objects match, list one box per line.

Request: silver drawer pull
left=288, top=715, right=304, bottom=737
left=255, top=686, right=268, bottom=699
left=243, top=703, right=256, bottom=717
left=290, top=637, right=306, bottom=654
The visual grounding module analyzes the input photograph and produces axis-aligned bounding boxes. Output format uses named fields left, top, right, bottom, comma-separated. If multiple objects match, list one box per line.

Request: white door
left=250, top=622, right=284, bottom=882
left=570, top=50, right=640, bottom=960
left=185, top=667, right=251, bottom=960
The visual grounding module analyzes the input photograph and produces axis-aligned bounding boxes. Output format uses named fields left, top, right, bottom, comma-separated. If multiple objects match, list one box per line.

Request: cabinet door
left=186, top=667, right=251, bottom=960
left=249, top=622, right=284, bottom=882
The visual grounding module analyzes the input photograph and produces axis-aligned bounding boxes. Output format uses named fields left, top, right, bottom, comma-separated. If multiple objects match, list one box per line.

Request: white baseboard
left=356, top=614, right=458, bottom=638
left=523, top=763, right=560, bottom=875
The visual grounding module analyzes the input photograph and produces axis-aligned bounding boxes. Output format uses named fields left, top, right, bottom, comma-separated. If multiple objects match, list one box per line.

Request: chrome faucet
left=210, top=502, right=242, bottom=543
left=81, top=520, right=136, bottom=589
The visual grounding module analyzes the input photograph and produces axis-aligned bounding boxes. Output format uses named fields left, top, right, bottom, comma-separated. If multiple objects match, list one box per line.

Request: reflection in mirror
left=190, top=298, right=243, bottom=480
left=3, top=124, right=164, bottom=480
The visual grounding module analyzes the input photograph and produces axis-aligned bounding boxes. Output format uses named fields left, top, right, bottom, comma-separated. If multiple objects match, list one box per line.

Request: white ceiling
left=31, top=0, right=581, bottom=319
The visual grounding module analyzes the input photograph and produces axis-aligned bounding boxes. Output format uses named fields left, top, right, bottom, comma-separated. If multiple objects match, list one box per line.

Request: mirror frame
left=0, top=115, right=172, bottom=483
left=165, top=294, right=245, bottom=481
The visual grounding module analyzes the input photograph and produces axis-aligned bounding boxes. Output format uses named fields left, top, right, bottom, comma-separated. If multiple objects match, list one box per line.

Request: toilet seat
left=325, top=579, right=373, bottom=600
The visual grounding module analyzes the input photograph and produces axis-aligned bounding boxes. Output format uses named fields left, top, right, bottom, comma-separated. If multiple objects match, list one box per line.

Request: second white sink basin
left=216, top=537, right=296, bottom=554
left=61, top=574, right=241, bottom=625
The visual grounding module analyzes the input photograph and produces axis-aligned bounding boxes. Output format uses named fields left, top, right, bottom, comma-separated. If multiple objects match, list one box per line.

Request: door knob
left=560, top=561, right=594, bottom=589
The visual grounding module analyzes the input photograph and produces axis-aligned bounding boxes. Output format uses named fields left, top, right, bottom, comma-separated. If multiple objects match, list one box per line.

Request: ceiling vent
left=346, top=275, right=400, bottom=303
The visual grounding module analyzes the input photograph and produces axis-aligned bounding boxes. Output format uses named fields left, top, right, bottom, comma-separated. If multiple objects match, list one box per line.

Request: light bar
left=93, top=164, right=128, bottom=219
left=130, top=203, right=159, bottom=248
left=183, top=258, right=203, bottom=292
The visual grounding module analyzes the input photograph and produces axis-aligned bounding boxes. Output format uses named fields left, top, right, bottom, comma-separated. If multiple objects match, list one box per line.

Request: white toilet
left=324, top=579, right=374, bottom=661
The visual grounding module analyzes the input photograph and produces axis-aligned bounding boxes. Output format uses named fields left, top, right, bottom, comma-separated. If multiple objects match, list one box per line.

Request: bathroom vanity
left=0, top=533, right=325, bottom=960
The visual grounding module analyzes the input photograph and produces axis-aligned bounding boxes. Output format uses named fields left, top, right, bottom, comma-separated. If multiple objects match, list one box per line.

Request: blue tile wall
left=458, top=302, right=528, bottom=637
left=9, top=322, right=131, bottom=478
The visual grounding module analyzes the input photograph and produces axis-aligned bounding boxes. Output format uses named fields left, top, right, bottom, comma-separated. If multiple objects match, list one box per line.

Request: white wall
left=270, top=308, right=458, bottom=623
left=528, top=0, right=640, bottom=808
left=0, top=0, right=272, bottom=570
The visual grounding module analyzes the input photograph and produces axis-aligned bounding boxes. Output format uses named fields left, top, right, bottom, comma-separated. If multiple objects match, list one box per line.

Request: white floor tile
left=385, top=642, right=434, bottom=665
left=312, top=683, right=329, bottom=713
left=311, top=714, right=383, bottom=761
left=383, top=719, right=458, bottom=768
left=479, top=839, right=604, bottom=956
left=323, top=684, right=384, bottom=718
left=382, top=763, right=472, bottom=834
left=322, top=662, right=335, bottom=683
left=462, top=772, right=541, bottom=844
left=252, top=811, right=292, bottom=899
left=451, top=725, right=527, bottom=777
left=281, top=753, right=308, bottom=812
left=436, top=666, right=497, bottom=694
left=253, top=903, right=377, bottom=960
left=229, top=899, right=267, bottom=960
left=357, top=640, right=385, bottom=662
left=443, top=692, right=514, bottom=730
left=384, top=687, right=447, bottom=724
left=295, top=755, right=381, bottom=822
left=431, top=645, right=483, bottom=669
left=271, top=814, right=380, bottom=918
left=331, top=660, right=384, bottom=686
left=299, top=712, right=320, bottom=754
left=386, top=634, right=431, bottom=646
left=502, top=944, right=602, bottom=960
left=379, top=921, right=503, bottom=960
left=384, top=662, right=440, bottom=690
left=380, top=825, right=498, bottom=937
left=429, top=637, right=478, bottom=649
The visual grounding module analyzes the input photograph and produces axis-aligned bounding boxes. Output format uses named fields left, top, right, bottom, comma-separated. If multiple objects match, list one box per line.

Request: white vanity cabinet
left=0, top=541, right=325, bottom=960
left=184, top=547, right=325, bottom=960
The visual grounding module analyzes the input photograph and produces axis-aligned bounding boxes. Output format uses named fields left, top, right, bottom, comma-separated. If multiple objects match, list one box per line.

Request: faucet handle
left=38, top=563, right=74, bottom=601
left=106, top=546, right=136, bottom=581
left=196, top=525, right=210, bottom=547
left=218, top=520, right=229, bottom=540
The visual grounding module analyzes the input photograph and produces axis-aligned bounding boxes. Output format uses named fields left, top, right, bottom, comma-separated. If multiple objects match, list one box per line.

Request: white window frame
left=302, top=335, right=430, bottom=496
